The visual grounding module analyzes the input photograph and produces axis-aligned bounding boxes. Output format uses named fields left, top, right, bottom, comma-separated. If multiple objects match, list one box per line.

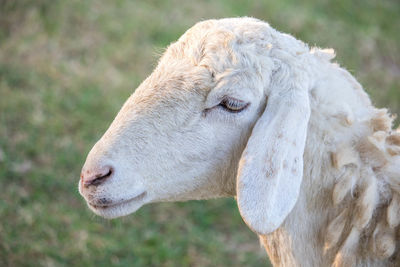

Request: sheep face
left=79, top=19, right=268, bottom=219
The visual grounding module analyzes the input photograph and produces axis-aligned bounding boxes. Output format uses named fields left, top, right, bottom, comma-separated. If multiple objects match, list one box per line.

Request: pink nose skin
left=81, top=166, right=113, bottom=187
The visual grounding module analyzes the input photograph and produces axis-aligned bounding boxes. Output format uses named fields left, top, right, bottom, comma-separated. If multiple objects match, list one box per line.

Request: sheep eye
left=218, top=97, right=249, bottom=113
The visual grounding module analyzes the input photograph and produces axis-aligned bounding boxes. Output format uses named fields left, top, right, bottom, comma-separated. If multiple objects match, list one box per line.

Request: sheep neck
left=258, top=62, right=400, bottom=266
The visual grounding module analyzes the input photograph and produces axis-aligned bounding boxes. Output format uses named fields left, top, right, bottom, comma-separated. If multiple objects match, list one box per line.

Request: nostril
left=89, top=169, right=112, bottom=186
left=82, top=167, right=113, bottom=187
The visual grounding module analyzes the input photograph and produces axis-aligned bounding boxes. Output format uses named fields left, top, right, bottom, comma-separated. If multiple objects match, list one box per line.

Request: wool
left=327, top=110, right=400, bottom=263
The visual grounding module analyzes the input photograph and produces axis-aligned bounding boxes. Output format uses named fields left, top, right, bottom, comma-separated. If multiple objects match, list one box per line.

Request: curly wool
left=328, top=109, right=400, bottom=265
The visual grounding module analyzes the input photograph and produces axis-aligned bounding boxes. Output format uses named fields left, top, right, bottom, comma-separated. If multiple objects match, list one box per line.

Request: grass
left=0, top=0, right=399, bottom=266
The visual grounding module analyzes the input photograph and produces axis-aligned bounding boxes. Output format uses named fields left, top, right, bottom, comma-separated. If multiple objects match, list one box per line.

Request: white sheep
left=79, top=17, right=400, bottom=266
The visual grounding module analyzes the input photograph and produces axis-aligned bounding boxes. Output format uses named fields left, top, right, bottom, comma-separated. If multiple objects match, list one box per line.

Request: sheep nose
left=81, top=166, right=113, bottom=187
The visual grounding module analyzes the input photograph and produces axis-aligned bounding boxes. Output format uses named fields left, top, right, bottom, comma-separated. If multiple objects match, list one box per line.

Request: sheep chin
left=88, top=191, right=147, bottom=219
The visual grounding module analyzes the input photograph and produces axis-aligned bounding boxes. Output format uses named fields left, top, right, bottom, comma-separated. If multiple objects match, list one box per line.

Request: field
left=1, top=0, right=399, bottom=266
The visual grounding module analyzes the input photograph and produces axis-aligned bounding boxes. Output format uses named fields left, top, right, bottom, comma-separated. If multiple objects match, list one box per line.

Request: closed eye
left=218, top=97, right=249, bottom=113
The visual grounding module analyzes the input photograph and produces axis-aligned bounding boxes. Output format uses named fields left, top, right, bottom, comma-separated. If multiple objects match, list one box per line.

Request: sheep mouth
left=88, top=191, right=147, bottom=210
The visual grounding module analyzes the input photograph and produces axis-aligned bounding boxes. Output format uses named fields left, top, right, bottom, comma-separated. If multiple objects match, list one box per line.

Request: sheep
left=78, top=17, right=400, bottom=266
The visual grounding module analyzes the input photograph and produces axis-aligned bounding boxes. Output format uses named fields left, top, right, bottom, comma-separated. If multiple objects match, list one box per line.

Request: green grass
left=0, top=0, right=399, bottom=266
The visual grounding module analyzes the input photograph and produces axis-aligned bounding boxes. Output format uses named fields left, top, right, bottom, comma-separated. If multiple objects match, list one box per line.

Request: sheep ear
left=236, top=80, right=311, bottom=235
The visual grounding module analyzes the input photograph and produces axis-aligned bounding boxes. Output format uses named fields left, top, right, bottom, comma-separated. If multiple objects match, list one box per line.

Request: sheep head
left=79, top=17, right=313, bottom=235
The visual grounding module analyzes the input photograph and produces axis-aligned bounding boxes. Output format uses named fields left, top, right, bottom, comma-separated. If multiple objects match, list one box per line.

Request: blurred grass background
left=0, top=0, right=399, bottom=266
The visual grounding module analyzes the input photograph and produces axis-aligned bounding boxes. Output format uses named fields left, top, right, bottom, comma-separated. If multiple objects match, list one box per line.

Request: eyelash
left=218, top=97, right=249, bottom=113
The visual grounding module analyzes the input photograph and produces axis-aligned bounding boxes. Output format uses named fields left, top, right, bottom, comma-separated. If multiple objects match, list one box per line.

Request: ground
left=1, top=0, right=399, bottom=266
